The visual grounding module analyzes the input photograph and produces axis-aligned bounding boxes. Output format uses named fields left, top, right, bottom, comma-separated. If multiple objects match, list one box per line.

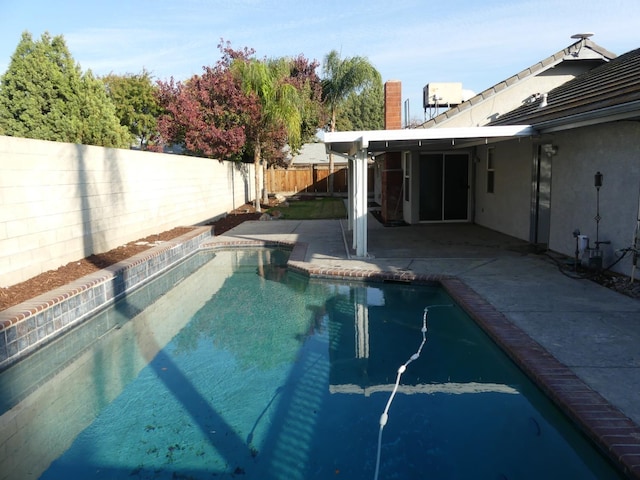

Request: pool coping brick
left=2, top=236, right=639, bottom=478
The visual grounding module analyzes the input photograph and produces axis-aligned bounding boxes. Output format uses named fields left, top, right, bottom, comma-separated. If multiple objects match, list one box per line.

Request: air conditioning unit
left=423, top=82, right=463, bottom=110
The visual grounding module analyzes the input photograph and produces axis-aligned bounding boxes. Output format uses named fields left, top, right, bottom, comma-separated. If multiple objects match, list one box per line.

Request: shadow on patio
left=354, top=215, right=540, bottom=260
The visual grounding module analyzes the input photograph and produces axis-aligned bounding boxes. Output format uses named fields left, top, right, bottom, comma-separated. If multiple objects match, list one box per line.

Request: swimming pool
left=0, top=248, right=625, bottom=479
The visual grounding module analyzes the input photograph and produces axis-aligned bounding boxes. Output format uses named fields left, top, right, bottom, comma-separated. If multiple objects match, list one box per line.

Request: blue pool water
left=0, top=249, right=624, bottom=479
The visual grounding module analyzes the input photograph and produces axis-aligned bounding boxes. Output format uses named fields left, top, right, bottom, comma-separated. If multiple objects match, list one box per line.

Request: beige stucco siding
left=474, top=140, right=534, bottom=240
left=548, top=122, right=640, bottom=274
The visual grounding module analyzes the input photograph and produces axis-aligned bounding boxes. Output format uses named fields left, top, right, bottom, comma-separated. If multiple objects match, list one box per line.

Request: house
left=324, top=35, right=640, bottom=279
left=288, top=142, right=347, bottom=167
left=486, top=45, right=640, bottom=273
left=421, top=35, right=615, bottom=129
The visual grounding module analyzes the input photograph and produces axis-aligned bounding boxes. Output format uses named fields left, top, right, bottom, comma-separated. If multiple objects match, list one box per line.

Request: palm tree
left=322, top=50, right=379, bottom=194
left=233, top=58, right=302, bottom=212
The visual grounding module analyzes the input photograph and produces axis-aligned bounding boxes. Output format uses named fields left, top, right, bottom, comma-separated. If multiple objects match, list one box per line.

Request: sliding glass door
left=419, top=153, right=469, bottom=221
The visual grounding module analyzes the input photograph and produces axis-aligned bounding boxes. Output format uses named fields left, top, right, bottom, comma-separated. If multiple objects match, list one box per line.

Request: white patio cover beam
left=323, top=125, right=536, bottom=155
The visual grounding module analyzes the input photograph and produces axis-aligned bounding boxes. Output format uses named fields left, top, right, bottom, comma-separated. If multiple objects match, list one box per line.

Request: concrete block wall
left=0, top=136, right=255, bottom=287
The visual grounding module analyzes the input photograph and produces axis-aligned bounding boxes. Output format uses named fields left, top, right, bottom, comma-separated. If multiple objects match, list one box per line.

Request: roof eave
left=533, top=100, right=640, bottom=133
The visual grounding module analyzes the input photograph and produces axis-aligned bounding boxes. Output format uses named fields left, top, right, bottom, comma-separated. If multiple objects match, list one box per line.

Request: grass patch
left=268, top=197, right=346, bottom=220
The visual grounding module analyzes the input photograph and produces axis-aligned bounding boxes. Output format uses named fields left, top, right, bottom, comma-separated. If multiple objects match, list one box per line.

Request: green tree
left=233, top=56, right=303, bottom=211
left=335, top=74, right=383, bottom=131
left=0, top=31, right=129, bottom=147
left=77, top=70, right=132, bottom=147
left=321, top=50, right=380, bottom=193
left=102, top=70, right=161, bottom=149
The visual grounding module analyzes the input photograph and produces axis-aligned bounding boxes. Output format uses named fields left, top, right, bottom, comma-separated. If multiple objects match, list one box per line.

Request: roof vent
left=538, top=93, right=548, bottom=109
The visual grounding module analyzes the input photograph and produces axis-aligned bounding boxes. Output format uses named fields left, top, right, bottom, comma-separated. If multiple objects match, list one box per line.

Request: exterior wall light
left=542, top=144, right=558, bottom=157
left=595, top=171, right=603, bottom=189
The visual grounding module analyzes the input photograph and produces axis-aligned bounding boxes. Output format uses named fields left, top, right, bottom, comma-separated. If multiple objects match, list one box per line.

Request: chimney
left=384, top=80, right=402, bottom=130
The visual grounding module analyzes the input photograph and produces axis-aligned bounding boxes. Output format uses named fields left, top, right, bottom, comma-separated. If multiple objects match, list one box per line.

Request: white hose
left=373, top=304, right=452, bottom=480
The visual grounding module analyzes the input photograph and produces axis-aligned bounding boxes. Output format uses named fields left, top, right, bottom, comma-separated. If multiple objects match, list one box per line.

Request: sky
left=1, top=0, right=639, bottom=124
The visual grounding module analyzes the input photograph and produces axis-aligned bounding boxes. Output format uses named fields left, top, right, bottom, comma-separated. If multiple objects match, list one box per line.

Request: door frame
left=529, top=145, right=552, bottom=246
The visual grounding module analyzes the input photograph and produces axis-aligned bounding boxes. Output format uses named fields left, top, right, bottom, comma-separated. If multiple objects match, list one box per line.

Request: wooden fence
left=267, top=165, right=374, bottom=194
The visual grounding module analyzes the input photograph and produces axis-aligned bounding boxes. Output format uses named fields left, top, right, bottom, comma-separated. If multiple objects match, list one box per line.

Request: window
left=486, top=147, right=495, bottom=193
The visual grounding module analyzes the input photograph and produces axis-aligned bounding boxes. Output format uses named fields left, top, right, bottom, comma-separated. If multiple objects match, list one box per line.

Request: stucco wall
left=0, top=135, right=255, bottom=287
left=472, top=121, right=640, bottom=277
left=474, top=140, right=534, bottom=240
left=548, top=122, right=640, bottom=276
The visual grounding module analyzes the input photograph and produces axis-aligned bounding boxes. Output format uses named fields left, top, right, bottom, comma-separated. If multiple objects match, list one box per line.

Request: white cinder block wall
left=0, top=136, right=255, bottom=287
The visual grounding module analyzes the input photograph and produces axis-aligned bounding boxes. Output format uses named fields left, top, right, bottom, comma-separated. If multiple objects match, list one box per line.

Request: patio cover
left=323, top=125, right=537, bottom=257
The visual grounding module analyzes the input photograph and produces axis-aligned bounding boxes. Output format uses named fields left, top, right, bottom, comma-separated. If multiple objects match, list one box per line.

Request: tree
left=155, top=44, right=260, bottom=161
left=0, top=31, right=129, bottom=147
left=321, top=50, right=380, bottom=194
left=102, top=70, right=162, bottom=149
left=335, top=73, right=383, bottom=131
left=286, top=54, right=324, bottom=144
left=251, top=54, right=323, bottom=170
left=78, top=70, right=135, bottom=148
left=232, top=56, right=303, bottom=211
left=155, top=42, right=322, bottom=211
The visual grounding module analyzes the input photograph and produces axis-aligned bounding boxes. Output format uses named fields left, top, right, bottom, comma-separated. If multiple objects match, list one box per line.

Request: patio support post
left=348, top=157, right=355, bottom=233
left=354, top=143, right=368, bottom=257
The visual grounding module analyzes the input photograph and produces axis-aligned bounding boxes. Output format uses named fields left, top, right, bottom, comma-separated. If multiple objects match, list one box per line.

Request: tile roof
left=420, top=39, right=616, bottom=128
left=489, top=46, right=640, bottom=129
